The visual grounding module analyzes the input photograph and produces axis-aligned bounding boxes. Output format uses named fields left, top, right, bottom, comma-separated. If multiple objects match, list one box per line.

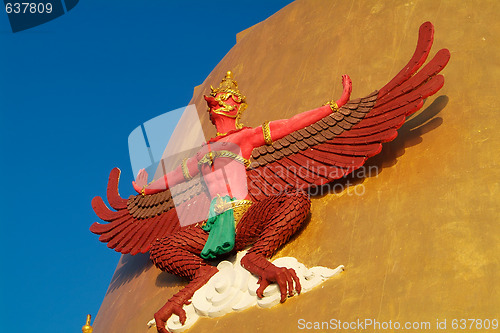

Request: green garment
left=201, top=195, right=236, bottom=259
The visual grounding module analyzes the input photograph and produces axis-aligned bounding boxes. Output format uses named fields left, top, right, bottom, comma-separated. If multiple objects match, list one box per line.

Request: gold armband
left=324, top=100, right=339, bottom=112
left=141, top=180, right=154, bottom=196
left=198, top=150, right=250, bottom=168
left=181, top=158, right=193, bottom=181
left=262, top=121, right=273, bottom=145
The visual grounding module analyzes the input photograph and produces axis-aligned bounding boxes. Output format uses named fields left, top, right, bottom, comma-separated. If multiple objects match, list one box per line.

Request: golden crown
left=210, top=71, right=246, bottom=102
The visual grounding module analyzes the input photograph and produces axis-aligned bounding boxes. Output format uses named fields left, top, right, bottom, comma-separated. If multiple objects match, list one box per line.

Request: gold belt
left=198, top=150, right=250, bottom=168
left=213, top=196, right=253, bottom=225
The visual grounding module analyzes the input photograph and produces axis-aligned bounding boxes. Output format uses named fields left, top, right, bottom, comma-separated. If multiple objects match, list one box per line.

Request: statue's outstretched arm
left=250, top=75, right=352, bottom=147
left=132, top=156, right=199, bottom=195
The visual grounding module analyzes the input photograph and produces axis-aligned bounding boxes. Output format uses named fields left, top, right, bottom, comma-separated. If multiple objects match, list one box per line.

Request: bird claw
left=256, top=264, right=301, bottom=303
left=154, top=298, right=188, bottom=333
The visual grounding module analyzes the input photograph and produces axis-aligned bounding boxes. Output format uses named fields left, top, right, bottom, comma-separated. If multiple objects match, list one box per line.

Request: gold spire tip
left=82, top=314, right=93, bottom=333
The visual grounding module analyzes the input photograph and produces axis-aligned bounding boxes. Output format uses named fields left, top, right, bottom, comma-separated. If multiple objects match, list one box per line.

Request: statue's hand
left=154, top=298, right=188, bottom=333
left=336, top=74, right=352, bottom=108
left=132, top=168, right=148, bottom=194
left=342, top=74, right=352, bottom=95
left=326, top=75, right=352, bottom=109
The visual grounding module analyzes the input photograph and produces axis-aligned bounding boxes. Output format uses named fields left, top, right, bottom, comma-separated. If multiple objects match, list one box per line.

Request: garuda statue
left=90, top=22, right=449, bottom=333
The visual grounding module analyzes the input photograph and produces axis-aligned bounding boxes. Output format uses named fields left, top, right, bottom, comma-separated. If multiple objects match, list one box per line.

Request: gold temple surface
left=93, top=0, right=499, bottom=332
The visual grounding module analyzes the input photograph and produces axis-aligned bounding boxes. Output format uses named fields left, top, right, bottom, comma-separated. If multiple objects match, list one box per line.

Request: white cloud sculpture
left=148, top=251, right=344, bottom=332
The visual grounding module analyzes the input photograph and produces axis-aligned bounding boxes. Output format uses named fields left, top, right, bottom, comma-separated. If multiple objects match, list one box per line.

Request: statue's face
left=205, top=93, right=242, bottom=125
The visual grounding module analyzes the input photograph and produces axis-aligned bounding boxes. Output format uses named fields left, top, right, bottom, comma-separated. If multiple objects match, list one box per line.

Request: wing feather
left=247, top=22, right=449, bottom=198
left=97, top=216, right=135, bottom=243
left=378, top=21, right=434, bottom=97
left=106, top=168, right=128, bottom=210
left=90, top=168, right=207, bottom=255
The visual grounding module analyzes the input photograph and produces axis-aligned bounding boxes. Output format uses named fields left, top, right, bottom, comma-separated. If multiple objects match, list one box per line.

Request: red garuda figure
left=91, top=22, right=449, bottom=333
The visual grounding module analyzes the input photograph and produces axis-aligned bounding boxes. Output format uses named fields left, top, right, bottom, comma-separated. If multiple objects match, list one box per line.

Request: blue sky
left=0, top=1, right=294, bottom=331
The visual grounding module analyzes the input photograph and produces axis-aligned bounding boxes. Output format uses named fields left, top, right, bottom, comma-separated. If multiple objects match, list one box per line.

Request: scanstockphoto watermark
left=298, top=318, right=432, bottom=330
left=297, top=318, right=499, bottom=331
left=247, top=163, right=379, bottom=198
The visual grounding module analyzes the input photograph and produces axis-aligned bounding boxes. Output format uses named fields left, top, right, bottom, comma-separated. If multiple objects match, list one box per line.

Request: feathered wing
left=246, top=22, right=450, bottom=201
left=90, top=22, right=449, bottom=251
left=90, top=168, right=210, bottom=255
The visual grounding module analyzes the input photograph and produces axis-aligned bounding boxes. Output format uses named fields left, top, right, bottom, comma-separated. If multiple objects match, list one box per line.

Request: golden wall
left=93, top=0, right=499, bottom=332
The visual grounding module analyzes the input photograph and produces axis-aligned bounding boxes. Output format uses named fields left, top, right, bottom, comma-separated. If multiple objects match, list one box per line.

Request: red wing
left=247, top=22, right=450, bottom=201
left=90, top=168, right=210, bottom=255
